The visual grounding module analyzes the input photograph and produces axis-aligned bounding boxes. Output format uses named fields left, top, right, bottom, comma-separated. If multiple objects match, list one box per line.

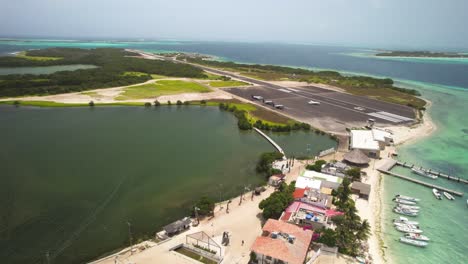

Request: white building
left=350, top=129, right=393, bottom=158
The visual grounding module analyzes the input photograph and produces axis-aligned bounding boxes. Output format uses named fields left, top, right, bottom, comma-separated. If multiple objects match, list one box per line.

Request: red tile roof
left=251, top=219, right=313, bottom=264
left=293, top=188, right=306, bottom=199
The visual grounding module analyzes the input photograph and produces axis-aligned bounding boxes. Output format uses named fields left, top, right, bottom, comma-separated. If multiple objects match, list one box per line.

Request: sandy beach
left=353, top=102, right=435, bottom=264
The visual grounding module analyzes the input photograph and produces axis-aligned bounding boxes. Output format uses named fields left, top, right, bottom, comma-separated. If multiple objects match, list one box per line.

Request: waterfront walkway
left=253, top=127, right=286, bottom=159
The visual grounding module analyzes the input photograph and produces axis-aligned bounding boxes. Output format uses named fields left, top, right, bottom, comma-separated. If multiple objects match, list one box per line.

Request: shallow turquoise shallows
left=0, top=105, right=336, bottom=264
left=381, top=80, right=468, bottom=264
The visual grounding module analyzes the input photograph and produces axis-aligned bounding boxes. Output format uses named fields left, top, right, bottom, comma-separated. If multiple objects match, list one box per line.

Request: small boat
left=405, top=233, right=430, bottom=242
left=412, top=168, right=438, bottom=179
left=395, top=206, right=419, bottom=213
left=393, top=207, right=418, bottom=217
left=393, top=198, right=417, bottom=205
left=443, top=192, right=455, bottom=200
left=432, top=188, right=442, bottom=200
left=393, top=216, right=419, bottom=225
left=399, top=237, right=428, bottom=247
left=397, top=204, right=420, bottom=210
left=395, top=194, right=420, bottom=202
left=396, top=225, right=423, bottom=233
left=394, top=223, right=419, bottom=229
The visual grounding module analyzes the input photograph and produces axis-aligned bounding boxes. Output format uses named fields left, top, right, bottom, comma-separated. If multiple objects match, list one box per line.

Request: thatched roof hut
left=343, top=149, right=370, bottom=165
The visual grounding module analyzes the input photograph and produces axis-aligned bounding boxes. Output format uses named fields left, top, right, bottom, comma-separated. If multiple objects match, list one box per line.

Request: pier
left=396, top=161, right=468, bottom=184
left=253, top=127, right=286, bottom=159
left=377, top=163, right=463, bottom=197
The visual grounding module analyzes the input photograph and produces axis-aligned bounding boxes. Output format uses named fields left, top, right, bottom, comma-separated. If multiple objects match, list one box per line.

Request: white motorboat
left=399, top=237, right=428, bottom=247
left=412, top=168, right=438, bottom=179
left=393, top=207, right=418, bottom=217
left=395, top=194, right=420, bottom=202
left=443, top=192, right=455, bottom=200
left=393, top=198, right=417, bottom=205
left=393, top=216, right=419, bottom=226
left=432, top=188, right=442, bottom=200
left=394, top=222, right=419, bottom=229
left=394, top=206, right=419, bottom=213
left=397, top=204, right=420, bottom=210
left=405, top=233, right=430, bottom=242
left=396, top=225, right=423, bottom=233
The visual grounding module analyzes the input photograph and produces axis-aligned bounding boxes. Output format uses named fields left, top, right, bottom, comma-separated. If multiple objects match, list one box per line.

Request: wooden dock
left=396, top=161, right=468, bottom=184
left=378, top=169, right=464, bottom=196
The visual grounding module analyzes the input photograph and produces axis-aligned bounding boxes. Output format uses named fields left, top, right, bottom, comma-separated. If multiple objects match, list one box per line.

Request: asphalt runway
left=225, top=85, right=416, bottom=127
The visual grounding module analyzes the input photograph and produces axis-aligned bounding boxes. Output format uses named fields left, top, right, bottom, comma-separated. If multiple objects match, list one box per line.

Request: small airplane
left=251, top=95, right=263, bottom=100
left=308, top=100, right=320, bottom=105
left=264, top=100, right=274, bottom=105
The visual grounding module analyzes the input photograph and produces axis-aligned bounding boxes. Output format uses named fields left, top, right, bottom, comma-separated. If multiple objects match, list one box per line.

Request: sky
left=1, top=0, right=468, bottom=49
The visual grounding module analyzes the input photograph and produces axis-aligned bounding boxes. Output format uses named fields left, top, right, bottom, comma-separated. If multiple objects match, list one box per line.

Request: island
left=376, top=50, right=468, bottom=58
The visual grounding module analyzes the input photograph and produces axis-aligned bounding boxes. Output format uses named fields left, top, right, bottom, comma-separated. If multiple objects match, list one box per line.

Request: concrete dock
left=378, top=169, right=463, bottom=196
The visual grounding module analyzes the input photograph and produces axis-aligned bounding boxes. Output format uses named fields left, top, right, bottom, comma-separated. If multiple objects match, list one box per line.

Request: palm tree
left=356, top=220, right=371, bottom=241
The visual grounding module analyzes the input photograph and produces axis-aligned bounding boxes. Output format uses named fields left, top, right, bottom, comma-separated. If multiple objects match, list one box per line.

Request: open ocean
left=1, top=39, right=467, bottom=263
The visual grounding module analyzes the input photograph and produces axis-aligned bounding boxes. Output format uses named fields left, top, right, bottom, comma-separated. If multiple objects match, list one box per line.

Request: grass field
left=16, top=51, right=62, bottom=61
left=208, top=80, right=249, bottom=87
left=116, top=80, right=211, bottom=100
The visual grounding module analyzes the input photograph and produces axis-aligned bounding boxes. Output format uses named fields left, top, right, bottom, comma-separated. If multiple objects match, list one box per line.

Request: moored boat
left=443, top=192, right=455, bottom=200
left=395, top=194, right=420, bottom=202
left=393, top=207, right=418, bottom=217
left=405, top=233, right=430, bottom=241
left=432, top=188, right=442, bottom=200
left=394, top=206, right=419, bottom=213
left=412, top=168, right=438, bottom=179
left=397, top=204, right=420, bottom=210
left=393, top=198, right=417, bottom=205
left=394, top=222, right=420, bottom=229
left=396, top=225, right=423, bottom=233
left=393, top=216, right=419, bottom=225
left=399, top=237, right=428, bottom=247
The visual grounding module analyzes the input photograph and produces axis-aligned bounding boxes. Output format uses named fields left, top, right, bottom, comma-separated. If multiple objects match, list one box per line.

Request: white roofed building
left=350, top=129, right=393, bottom=158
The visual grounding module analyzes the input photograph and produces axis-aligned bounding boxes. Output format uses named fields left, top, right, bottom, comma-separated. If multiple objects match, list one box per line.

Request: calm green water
left=0, top=64, right=97, bottom=75
left=381, top=80, right=468, bottom=264
left=0, top=105, right=336, bottom=264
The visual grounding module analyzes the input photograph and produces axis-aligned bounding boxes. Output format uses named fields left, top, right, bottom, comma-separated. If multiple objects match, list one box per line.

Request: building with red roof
left=250, top=219, right=313, bottom=264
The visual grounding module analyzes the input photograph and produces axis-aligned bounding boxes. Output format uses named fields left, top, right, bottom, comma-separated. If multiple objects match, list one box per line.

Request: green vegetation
left=218, top=102, right=252, bottom=130
left=306, top=159, right=326, bottom=172
left=376, top=50, right=468, bottom=58
left=180, top=55, right=426, bottom=110
left=0, top=48, right=206, bottom=97
left=174, top=247, right=217, bottom=264
left=194, top=196, right=215, bottom=216
left=259, top=182, right=295, bottom=219
left=116, top=80, right=211, bottom=100
left=317, top=178, right=371, bottom=256
left=345, top=167, right=361, bottom=181
left=208, top=80, right=249, bottom=88
left=255, top=152, right=284, bottom=177
left=16, top=51, right=63, bottom=61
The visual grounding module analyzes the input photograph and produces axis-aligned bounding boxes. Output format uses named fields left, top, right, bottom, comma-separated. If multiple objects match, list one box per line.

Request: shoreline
left=359, top=99, right=435, bottom=264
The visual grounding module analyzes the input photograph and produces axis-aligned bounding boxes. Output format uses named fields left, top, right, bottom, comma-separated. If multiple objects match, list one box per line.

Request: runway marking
left=367, top=112, right=402, bottom=123
left=278, top=88, right=292, bottom=93
left=377, top=111, right=414, bottom=122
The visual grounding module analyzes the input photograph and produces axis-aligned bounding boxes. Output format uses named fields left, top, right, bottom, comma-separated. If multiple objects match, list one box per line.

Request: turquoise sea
left=1, top=39, right=467, bottom=263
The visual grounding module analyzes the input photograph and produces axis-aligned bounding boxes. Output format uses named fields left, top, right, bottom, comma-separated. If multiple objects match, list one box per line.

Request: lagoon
left=0, top=105, right=336, bottom=264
